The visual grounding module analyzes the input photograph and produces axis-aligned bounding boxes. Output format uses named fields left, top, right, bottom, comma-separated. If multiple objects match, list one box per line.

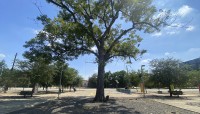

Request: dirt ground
left=0, top=88, right=200, bottom=113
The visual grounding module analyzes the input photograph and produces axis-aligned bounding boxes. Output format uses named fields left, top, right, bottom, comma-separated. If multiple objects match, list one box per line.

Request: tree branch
left=105, top=27, right=135, bottom=59
left=134, top=22, right=159, bottom=30
left=107, top=53, right=136, bottom=61
left=48, top=0, right=77, bottom=22
left=79, top=47, right=98, bottom=57
left=100, top=8, right=120, bottom=40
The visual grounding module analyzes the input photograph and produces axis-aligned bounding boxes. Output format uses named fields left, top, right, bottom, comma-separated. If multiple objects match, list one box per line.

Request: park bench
left=171, top=90, right=183, bottom=97
left=19, top=91, right=33, bottom=98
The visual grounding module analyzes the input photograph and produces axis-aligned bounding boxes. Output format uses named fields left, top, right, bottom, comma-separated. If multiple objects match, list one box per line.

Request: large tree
left=25, top=0, right=170, bottom=101
left=149, top=58, right=188, bottom=97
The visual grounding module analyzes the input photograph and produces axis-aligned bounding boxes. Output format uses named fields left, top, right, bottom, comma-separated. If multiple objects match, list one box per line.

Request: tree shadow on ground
left=8, top=97, right=135, bottom=114
left=36, top=90, right=79, bottom=95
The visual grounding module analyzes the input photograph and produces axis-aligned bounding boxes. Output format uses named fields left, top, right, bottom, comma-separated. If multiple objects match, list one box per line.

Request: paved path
left=147, top=92, right=200, bottom=113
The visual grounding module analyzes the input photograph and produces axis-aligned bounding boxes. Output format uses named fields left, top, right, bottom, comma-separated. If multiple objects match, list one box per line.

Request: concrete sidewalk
left=146, top=91, right=200, bottom=113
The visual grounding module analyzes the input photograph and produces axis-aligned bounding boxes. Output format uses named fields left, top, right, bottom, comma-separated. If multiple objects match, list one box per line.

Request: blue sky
left=0, top=0, right=200, bottom=80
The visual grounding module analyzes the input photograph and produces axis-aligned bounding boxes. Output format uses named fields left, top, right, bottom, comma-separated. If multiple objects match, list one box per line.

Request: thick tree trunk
left=94, top=59, right=106, bottom=102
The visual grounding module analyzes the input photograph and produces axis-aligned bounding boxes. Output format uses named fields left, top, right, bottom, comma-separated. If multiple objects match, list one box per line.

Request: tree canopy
left=24, top=0, right=171, bottom=101
left=149, top=58, right=188, bottom=97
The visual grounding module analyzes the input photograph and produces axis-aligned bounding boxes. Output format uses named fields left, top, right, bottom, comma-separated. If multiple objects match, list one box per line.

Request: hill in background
left=183, top=57, right=200, bottom=70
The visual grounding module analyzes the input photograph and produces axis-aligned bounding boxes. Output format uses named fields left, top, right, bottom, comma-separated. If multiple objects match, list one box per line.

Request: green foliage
left=64, top=67, right=79, bottom=87
left=53, top=61, right=83, bottom=88
left=127, top=70, right=141, bottom=87
left=73, top=76, right=83, bottom=87
left=0, top=60, right=13, bottom=87
left=104, top=71, right=111, bottom=88
left=23, top=33, right=53, bottom=63
left=35, top=0, right=170, bottom=63
left=149, top=58, right=188, bottom=89
left=1, top=59, right=83, bottom=90
left=0, top=69, right=12, bottom=87
left=88, top=73, right=97, bottom=88
left=112, top=70, right=127, bottom=87
left=187, top=70, right=200, bottom=87
left=16, top=59, right=55, bottom=89
left=89, top=70, right=142, bottom=88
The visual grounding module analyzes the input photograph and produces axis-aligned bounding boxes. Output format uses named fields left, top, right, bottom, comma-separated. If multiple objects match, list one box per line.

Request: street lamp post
left=141, top=65, right=145, bottom=97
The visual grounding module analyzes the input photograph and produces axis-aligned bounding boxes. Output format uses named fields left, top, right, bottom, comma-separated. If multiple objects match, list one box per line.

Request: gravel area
left=8, top=97, right=199, bottom=114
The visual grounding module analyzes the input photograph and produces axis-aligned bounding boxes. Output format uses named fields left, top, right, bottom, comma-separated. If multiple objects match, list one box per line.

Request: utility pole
left=11, top=53, right=17, bottom=71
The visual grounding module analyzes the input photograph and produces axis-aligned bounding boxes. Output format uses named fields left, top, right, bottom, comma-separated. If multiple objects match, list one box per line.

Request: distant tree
left=88, top=74, right=97, bottom=88
left=73, top=76, right=83, bottom=87
left=187, top=70, right=200, bottom=87
left=16, top=59, right=55, bottom=93
left=16, top=60, right=32, bottom=89
left=52, top=61, right=68, bottom=91
left=104, top=71, right=112, bottom=88
left=0, top=60, right=6, bottom=73
left=64, top=67, right=79, bottom=91
left=0, top=60, right=13, bottom=92
left=149, top=58, right=188, bottom=97
left=127, top=70, right=141, bottom=87
left=111, top=70, right=127, bottom=88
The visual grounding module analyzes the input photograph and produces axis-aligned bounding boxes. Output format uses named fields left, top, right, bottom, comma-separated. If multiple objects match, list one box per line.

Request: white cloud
left=167, top=31, right=179, bottom=35
left=0, top=54, right=6, bottom=59
left=152, top=32, right=162, bottom=37
left=141, top=59, right=151, bottom=64
left=164, top=52, right=170, bottom=56
left=164, top=52, right=176, bottom=56
left=152, top=0, right=169, bottom=8
left=186, top=25, right=195, bottom=31
left=171, top=23, right=183, bottom=28
left=164, top=23, right=182, bottom=35
left=153, top=9, right=169, bottom=19
left=177, top=5, right=193, bottom=17
left=144, top=53, right=150, bottom=56
left=188, top=48, right=200, bottom=52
